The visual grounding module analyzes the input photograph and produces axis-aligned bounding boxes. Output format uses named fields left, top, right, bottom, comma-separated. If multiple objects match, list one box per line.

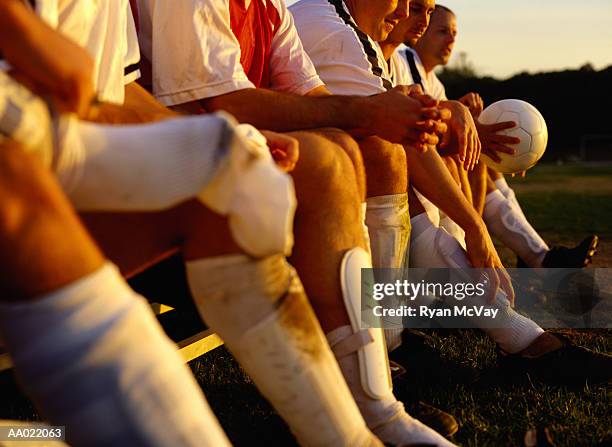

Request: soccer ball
left=479, top=99, right=548, bottom=174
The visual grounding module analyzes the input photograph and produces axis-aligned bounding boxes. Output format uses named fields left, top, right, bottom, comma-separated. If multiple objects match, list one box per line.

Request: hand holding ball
left=479, top=99, right=548, bottom=174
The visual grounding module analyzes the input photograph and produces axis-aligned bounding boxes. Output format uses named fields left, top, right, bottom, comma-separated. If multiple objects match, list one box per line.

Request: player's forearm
left=200, top=88, right=368, bottom=132
left=88, top=83, right=179, bottom=124
left=0, top=0, right=34, bottom=48
left=407, top=147, right=484, bottom=235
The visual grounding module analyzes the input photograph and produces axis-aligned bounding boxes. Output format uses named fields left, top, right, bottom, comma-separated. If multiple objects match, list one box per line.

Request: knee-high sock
left=186, top=255, right=381, bottom=447
left=327, top=327, right=456, bottom=446
left=365, top=194, right=410, bottom=270
left=365, top=195, right=410, bottom=352
left=439, top=212, right=466, bottom=250
left=409, top=214, right=544, bottom=353
left=484, top=190, right=549, bottom=267
left=413, top=188, right=440, bottom=227
left=0, top=264, right=231, bottom=447
left=495, top=177, right=522, bottom=211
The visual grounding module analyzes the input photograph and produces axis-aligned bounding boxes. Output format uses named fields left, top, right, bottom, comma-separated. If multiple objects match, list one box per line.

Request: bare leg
left=286, top=131, right=366, bottom=331
left=469, top=161, right=488, bottom=215
left=81, top=202, right=242, bottom=277
left=359, top=137, right=407, bottom=197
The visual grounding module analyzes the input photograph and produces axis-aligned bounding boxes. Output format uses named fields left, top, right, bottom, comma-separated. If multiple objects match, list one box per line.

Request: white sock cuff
left=366, top=193, right=408, bottom=209
left=494, top=177, right=511, bottom=195
left=494, top=309, right=545, bottom=354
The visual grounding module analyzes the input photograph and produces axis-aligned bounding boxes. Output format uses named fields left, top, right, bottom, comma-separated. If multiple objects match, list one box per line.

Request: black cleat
left=390, top=359, right=407, bottom=381
left=497, top=332, right=612, bottom=384
left=517, top=235, right=599, bottom=268
left=524, top=427, right=557, bottom=447
left=389, top=330, right=480, bottom=385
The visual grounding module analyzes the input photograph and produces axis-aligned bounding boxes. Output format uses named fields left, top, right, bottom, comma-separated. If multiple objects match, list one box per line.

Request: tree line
left=439, top=61, right=612, bottom=161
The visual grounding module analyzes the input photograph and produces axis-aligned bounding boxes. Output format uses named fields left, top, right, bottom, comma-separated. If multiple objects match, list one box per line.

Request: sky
left=286, top=0, right=612, bottom=79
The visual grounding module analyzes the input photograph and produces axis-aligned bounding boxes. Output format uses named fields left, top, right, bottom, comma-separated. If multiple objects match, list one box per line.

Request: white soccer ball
left=479, top=99, right=548, bottom=174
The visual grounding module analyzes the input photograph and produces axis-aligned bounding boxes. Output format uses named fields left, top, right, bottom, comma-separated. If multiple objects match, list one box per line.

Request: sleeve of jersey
left=124, top=1, right=141, bottom=85
left=268, top=1, right=323, bottom=95
left=291, top=6, right=386, bottom=96
left=149, top=0, right=255, bottom=106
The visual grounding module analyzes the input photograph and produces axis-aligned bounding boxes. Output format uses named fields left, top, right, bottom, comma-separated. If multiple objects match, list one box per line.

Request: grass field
left=0, top=163, right=610, bottom=446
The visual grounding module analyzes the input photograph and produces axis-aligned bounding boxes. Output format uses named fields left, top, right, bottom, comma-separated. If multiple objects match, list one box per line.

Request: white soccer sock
left=365, top=195, right=410, bottom=351
left=0, top=264, right=230, bottom=447
left=413, top=188, right=440, bottom=227
left=327, top=326, right=456, bottom=447
left=484, top=190, right=549, bottom=267
left=56, top=114, right=232, bottom=211
left=365, top=194, right=410, bottom=269
left=494, top=177, right=513, bottom=200
left=439, top=212, right=466, bottom=250
left=409, top=214, right=544, bottom=353
left=495, top=177, right=524, bottom=215
left=187, top=255, right=380, bottom=447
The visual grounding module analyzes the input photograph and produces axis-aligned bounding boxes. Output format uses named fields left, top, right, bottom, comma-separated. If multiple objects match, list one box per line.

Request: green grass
left=0, top=163, right=610, bottom=446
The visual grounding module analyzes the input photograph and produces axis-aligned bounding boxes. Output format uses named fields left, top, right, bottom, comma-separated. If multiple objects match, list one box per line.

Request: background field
left=1, top=163, right=610, bottom=446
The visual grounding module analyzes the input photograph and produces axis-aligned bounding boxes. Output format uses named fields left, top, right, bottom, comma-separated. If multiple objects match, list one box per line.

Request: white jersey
left=3, top=0, right=141, bottom=104
left=290, top=0, right=404, bottom=96
left=137, top=0, right=323, bottom=107
left=398, top=46, right=447, bottom=101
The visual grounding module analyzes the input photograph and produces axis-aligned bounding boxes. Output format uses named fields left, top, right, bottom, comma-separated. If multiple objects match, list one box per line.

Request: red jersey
left=229, top=0, right=282, bottom=88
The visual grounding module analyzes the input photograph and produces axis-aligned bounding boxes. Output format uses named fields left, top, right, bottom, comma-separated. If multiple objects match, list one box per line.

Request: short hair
left=434, top=4, right=455, bottom=16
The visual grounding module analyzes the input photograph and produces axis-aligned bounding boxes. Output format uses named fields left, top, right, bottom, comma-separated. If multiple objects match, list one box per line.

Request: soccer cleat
left=389, top=330, right=480, bottom=385
left=524, top=427, right=557, bottom=447
left=497, top=332, right=612, bottom=384
left=390, top=359, right=407, bottom=381
left=406, top=401, right=459, bottom=438
left=517, top=235, right=599, bottom=268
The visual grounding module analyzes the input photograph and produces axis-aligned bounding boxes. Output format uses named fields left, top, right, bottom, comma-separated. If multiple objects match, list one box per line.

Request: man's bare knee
left=359, top=136, right=407, bottom=196
left=314, top=128, right=366, bottom=200
left=443, top=156, right=461, bottom=187
left=288, top=131, right=361, bottom=209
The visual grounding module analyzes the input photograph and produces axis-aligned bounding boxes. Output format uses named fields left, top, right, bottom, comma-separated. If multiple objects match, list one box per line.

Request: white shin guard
left=328, top=249, right=456, bottom=446
left=365, top=194, right=410, bottom=269
left=0, top=264, right=230, bottom=447
left=409, top=214, right=544, bottom=353
left=483, top=190, right=548, bottom=267
left=186, top=255, right=380, bottom=447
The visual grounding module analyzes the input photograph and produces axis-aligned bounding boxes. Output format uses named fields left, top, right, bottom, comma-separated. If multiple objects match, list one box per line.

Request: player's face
left=386, top=0, right=436, bottom=47
left=351, top=0, right=409, bottom=42
left=417, top=8, right=457, bottom=65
